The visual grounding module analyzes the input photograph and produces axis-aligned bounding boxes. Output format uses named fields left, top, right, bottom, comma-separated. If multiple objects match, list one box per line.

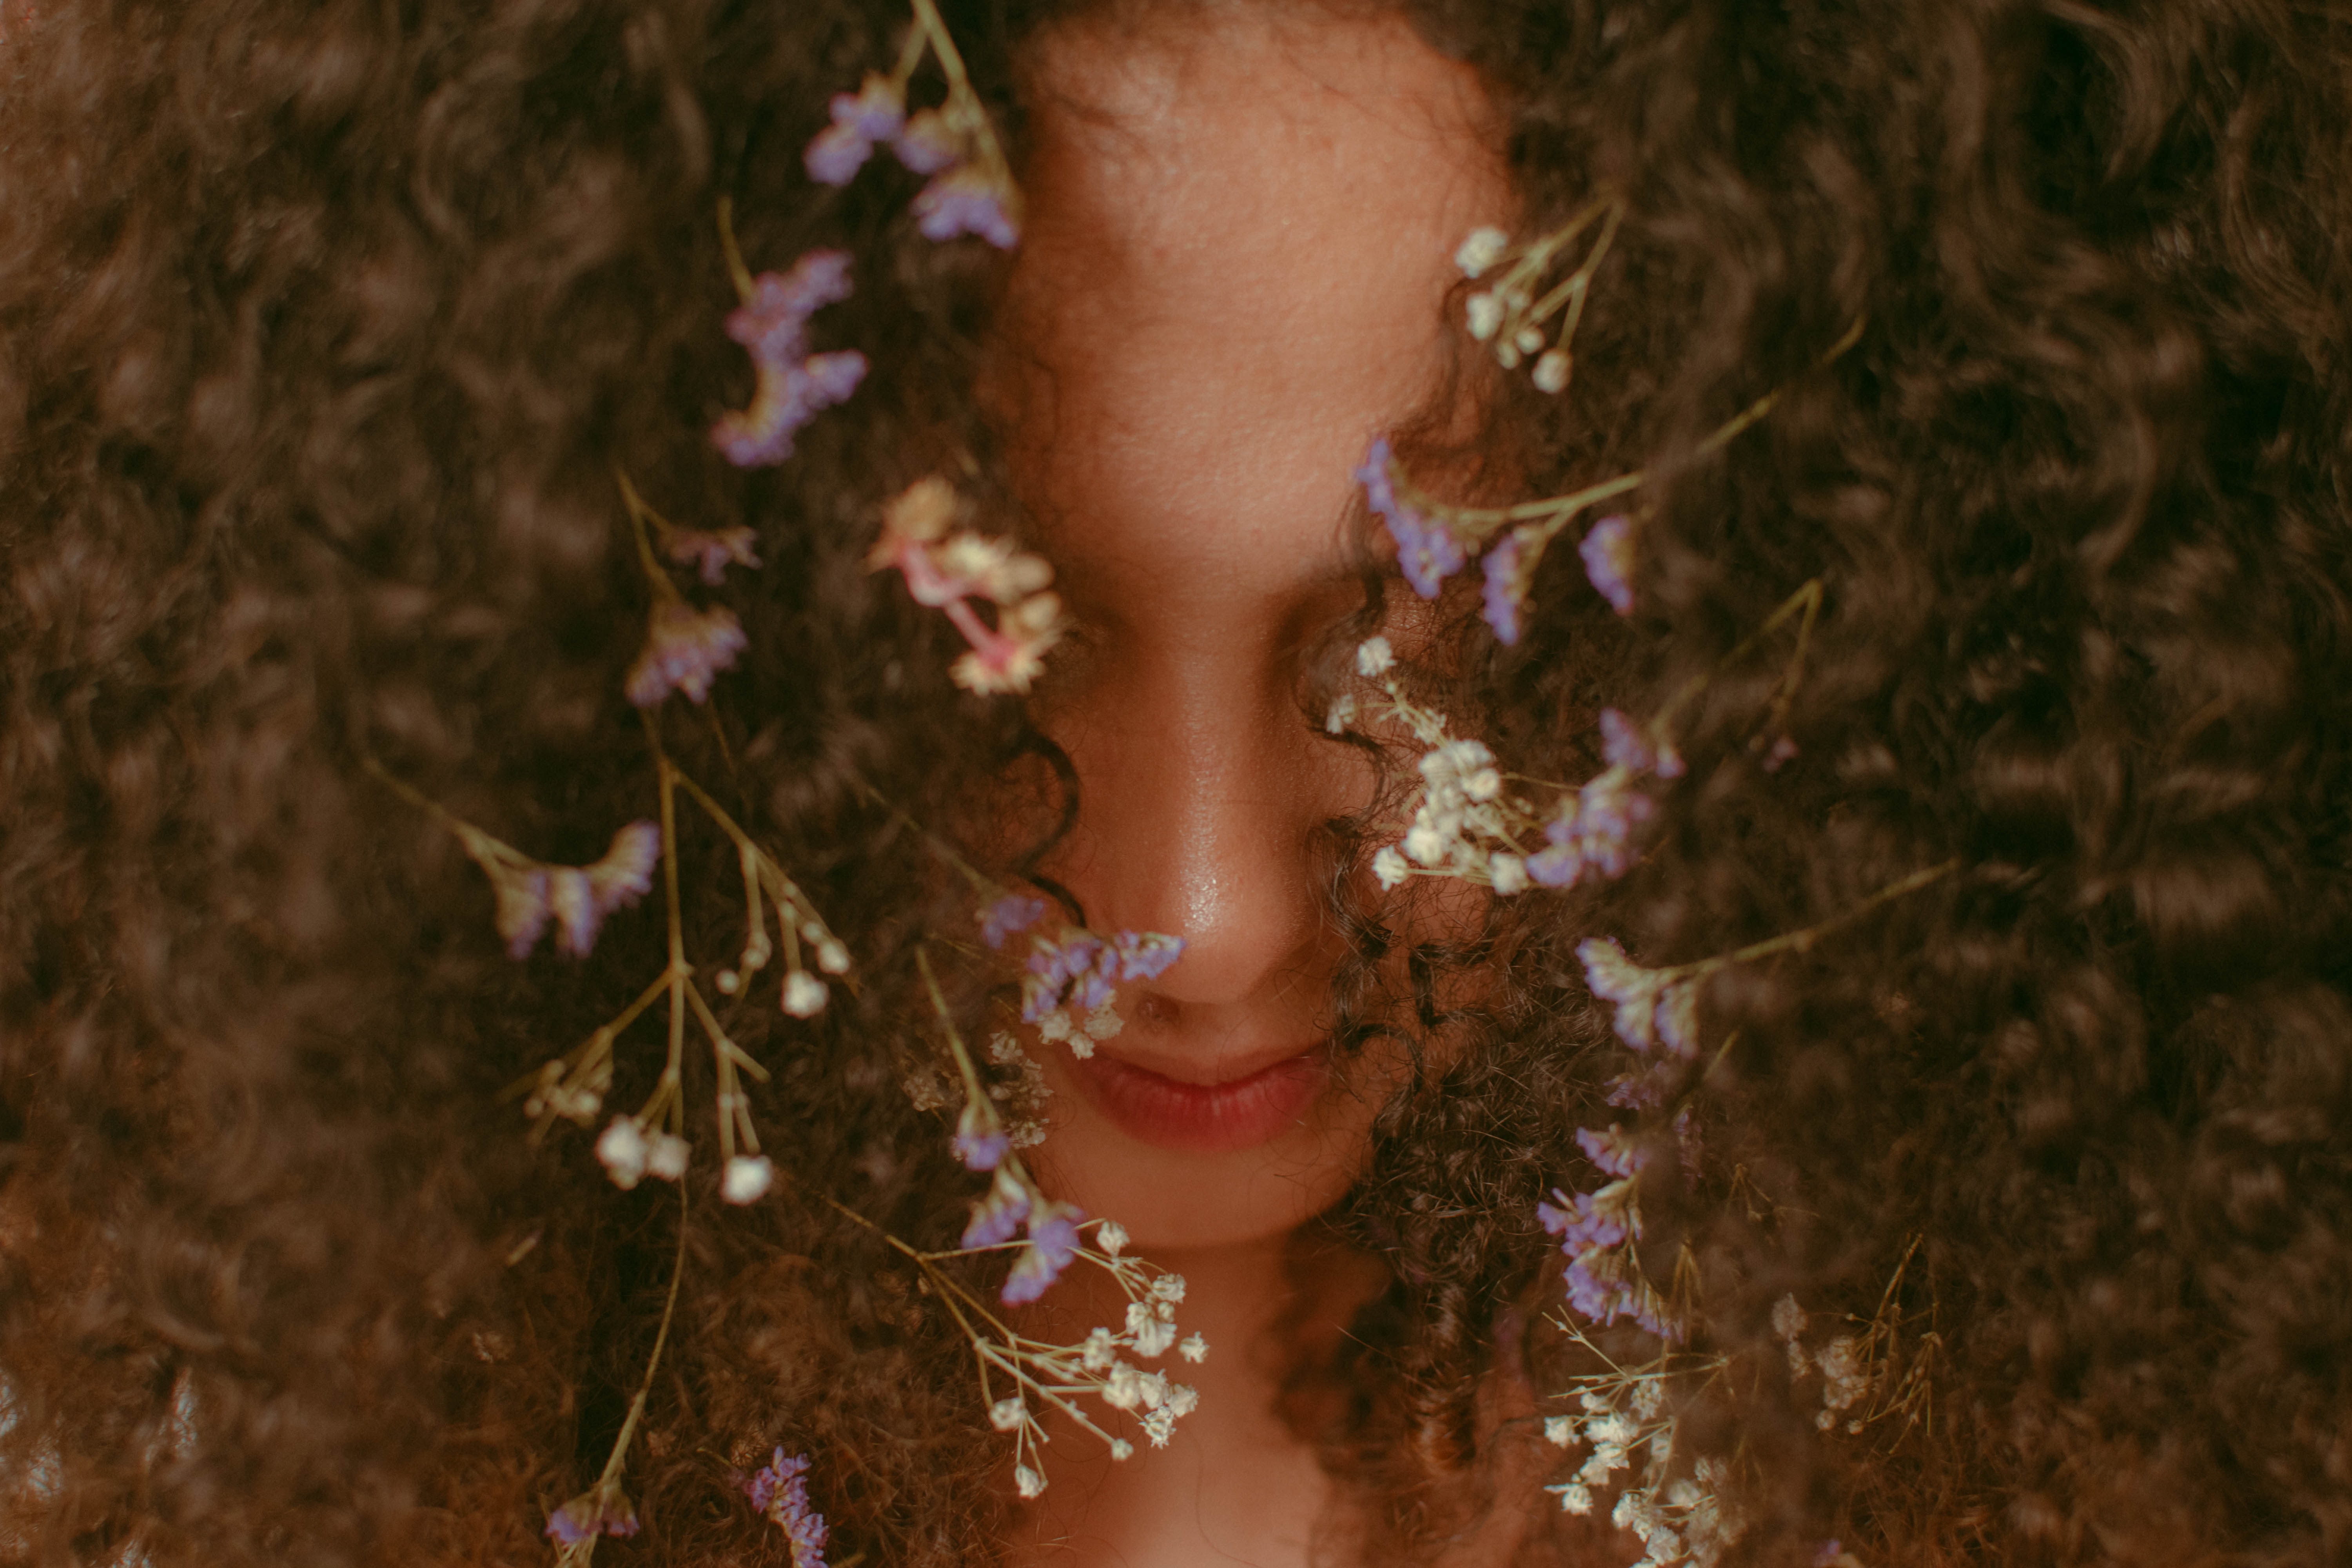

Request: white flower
left=1489, top=854, right=1528, bottom=896
left=1403, top=823, right=1448, bottom=866
left=1037, top=1009, right=1073, bottom=1043
left=1178, top=1332, right=1209, bottom=1363
left=721, top=1154, right=775, bottom=1204
left=1083, top=1005, right=1124, bottom=1041
left=1138, top=1370, right=1169, bottom=1410
left=1164, top=1382, right=1198, bottom=1417
left=1373, top=846, right=1411, bottom=889
left=1588, top=1412, right=1635, bottom=1446
left=1082, top=1327, right=1117, bottom=1372
left=1462, top=766, right=1502, bottom=802
left=1325, top=693, right=1357, bottom=734
left=816, top=938, right=851, bottom=974
left=1103, top=1363, right=1144, bottom=1410
left=1553, top=1482, right=1595, bottom=1515
left=1532, top=348, right=1571, bottom=393
left=1770, top=1293, right=1808, bottom=1343
left=1514, top=326, right=1545, bottom=354
left=1649, top=1428, right=1674, bottom=1463
left=1141, top=1406, right=1176, bottom=1447
left=1014, top=1464, right=1045, bottom=1500
left=644, top=1131, right=690, bottom=1181
left=1465, top=290, right=1504, bottom=340
left=1109, top=1439, right=1134, bottom=1461
left=1544, top=1414, right=1577, bottom=1447
left=989, top=1396, right=1027, bottom=1432
left=1150, top=1274, right=1186, bottom=1303
left=1632, top=1377, right=1665, bottom=1419
left=1134, top=1318, right=1176, bottom=1359
left=1096, top=1220, right=1128, bottom=1257
left=782, top=971, right=828, bottom=1018
left=1454, top=225, right=1510, bottom=278
left=1355, top=636, right=1395, bottom=677
left=596, top=1117, right=649, bottom=1189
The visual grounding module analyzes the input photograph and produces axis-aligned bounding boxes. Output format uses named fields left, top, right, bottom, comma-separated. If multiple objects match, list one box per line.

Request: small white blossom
left=1132, top=1316, right=1176, bottom=1359
left=1014, top=1464, right=1044, bottom=1499
left=595, top=1117, right=650, bottom=1189
left=1109, top=1439, right=1134, bottom=1461
left=1164, top=1383, right=1199, bottom=1417
left=1150, top=1274, right=1186, bottom=1303
left=1325, top=693, right=1357, bottom=734
left=1103, top=1363, right=1143, bottom=1411
left=1355, top=636, right=1395, bottom=677
left=1770, top=1293, right=1808, bottom=1343
left=1037, top=1009, right=1073, bottom=1043
left=1178, top=1332, right=1209, bottom=1363
left=1096, top=1220, right=1128, bottom=1257
left=1454, top=226, right=1510, bottom=278
left=1553, top=1482, right=1594, bottom=1515
left=1141, top=1406, right=1176, bottom=1447
left=782, top=971, right=828, bottom=1018
left=1465, top=290, right=1504, bottom=340
left=644, top=1131, right=690, bottom=1181
left=1082, top=1327, right=1117, bottom=1372
left=1373, top=846, right=1411, bottom=889
left=816, top=938, right=850, bottom=973
left=1514, top=326, right=1545, bottom=355
left=989, top=1396, right=1027, bottom=1432
left=1404, top=823, right=1448, bottom=866
left=1533, top=348, right=1571, bottom=393
left=721, top=1153, right=775, bottom=1204
left=1083, top=1005, right=1124, bottom=1041
left=1490, top=854, right=1528, bottom=895
left=1544, top=1414, right=1577, bottom=1447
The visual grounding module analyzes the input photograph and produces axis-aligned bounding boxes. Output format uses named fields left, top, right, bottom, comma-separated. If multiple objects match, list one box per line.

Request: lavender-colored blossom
left=728, top=253, right=856, bottom=363
left=545, top=1483, right=640, bottom=1546
left=1605, top=1063, right=1676, bottom=1111
left=912, top=167, right=1020, bottom=248
left=804, top=74, right=905, bottom=187
left=1002, top=1201, right=1083, bottom=1305
left=498, top=822, right=659, bottom=960
left=1481, top=532, right=1524, bottom=644
left=1537, top=1182, right=1632, bottom=1255
left=626, top=601, right=749, bottom=707
left=953, top=1101, right=1009, bottom=1172
left=1572, top=767, right=1656, bottom=879
left=1112, top=930, right=1185, bottom=982
left=1526, top=811, right=1584, bottom=889
left=713, top=350, right=869, bottom=468
left=1575, top=1124, right=1644, bottom=1179
left=494, top=867, right=552, bottom=958
left=1564, top=1250, right=1678, bottom=1339
left=1357, top=437, right=1465, bottom=598
left=1579, top=514, right=1636, bottom=615
left=746, top=1449, right=829, bottom=1568
left=666, top=526, right=762, bottom=586
left=962, top=1169, right=1031, bottom=1249
left=892, top=109, right=962, bottom=174
left=1578, top=936, right=1675, bottom=1053
left=981, top=893, right=1047, bottom=949
left=1598, top=708, right=1684, bottom=780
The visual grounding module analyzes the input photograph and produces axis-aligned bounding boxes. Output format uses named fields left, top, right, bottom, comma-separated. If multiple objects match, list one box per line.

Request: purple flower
left=1357, top=437, right=1464, bottom=598
left=497, top=821, right=661, bottom=960
left=953, top=1100, right=1009, bottom=1172
left=728, top=252, right=856, bottom=363
left=1537, top=1183, right=1631, bottom=1254
left=545, top=1481, right=640, bottom=1546
left=626, top=601, right=749, bottom=706
left=1002, top=1201, right=1083, bottom=1305
left=713, top=253, right=864, bottom=468
left=981, top=893, right=1048, bottom=949
left=912, top=167, right=1020, bottom=249
left=494, top=867, right=552, bottom=958
left=804, top=74, right=905, bottom=187
left=746, top=1449, right=829, bottom=1568
left=962, top=1169, right=1031, bottom=1249
left=1572, top=768, right=1655, bottom=880
left=666, top=526, right=762, bottom=586
left=892, top=109, right=962, bottom=174
left=1112, top=930, right=1185, bottom=982
left=1575, top=1124, right=1644, bottom=1179
left=1579, top=514, right=1636, bottom=615
left=1598, top=708, right=1684, bottom=780
left=1481, top=532, right=1524, bottom=644
left=1526, top=811, right=1584, bottom=889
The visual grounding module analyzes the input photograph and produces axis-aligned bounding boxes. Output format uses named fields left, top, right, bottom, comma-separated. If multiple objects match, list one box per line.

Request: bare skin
left=991, top=8, right=1515, bottom=1565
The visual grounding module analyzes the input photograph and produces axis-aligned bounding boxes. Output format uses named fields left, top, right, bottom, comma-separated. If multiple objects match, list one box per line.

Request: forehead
left=1001, top=7, right=1510, bottom=603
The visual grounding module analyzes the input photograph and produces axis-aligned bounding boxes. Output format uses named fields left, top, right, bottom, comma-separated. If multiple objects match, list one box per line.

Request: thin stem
left=594, top=1181, right=691, bottom=1489
left=715, top=196, right=755, bottom=304
left=1654, top=859, right=1960, bottom=985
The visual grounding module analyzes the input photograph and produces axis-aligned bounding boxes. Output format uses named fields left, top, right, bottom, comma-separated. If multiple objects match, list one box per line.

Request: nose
left=1040, top=607, right=1356, bottom=1026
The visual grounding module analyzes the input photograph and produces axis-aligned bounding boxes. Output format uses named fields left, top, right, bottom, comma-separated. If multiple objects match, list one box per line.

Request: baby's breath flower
left=722, top=1154, right=775, bottom=1205
left=782, top=970, right=829, bottom=1018
left=1455, top=225, right=1510, bottom=278
left=1014, top=1464, right=1045, bottom=1500
left=1489, top=853, right=1529, bottom=895
left=1373, top=846, right=1412, bottom=889
left=626, top=601, right=750, bottom=707
left=1532, top=348, right=1571, bottom=393
left=1109, top=1439, right=1135, bottom=1461
left=1545, top=1415, right=1577, bottom=1447
left=596, top=1116, right=650, bottom=1189
left=1552, top=1482, right=1595, bottom=1515
left=1096, top=1220, right=1129, bottom=1257
left=1465, top=291, right=1505, bottom=340
left=989, top=1396, right=1027, bottom=1432
left=1356, top=635, right=1396, bottom=677
left=1178, top=1332, right=1209, bottom=1363
left=644, top=1130, right=690, bottom=1181
left=1324, top=692, right=1358, bottom=734
left=1150, top=1273, right=1186, bottom=1303
left=1771, top=1294, right=1808, bottom=1344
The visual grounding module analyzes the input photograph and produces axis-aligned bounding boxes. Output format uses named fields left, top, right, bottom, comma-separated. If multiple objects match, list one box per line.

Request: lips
left=1067, top=1042, right=1329, bottom=1153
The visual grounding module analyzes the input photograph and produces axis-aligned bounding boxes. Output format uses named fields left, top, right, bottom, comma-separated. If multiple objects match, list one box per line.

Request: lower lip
left=1069, top=1046, right=1329, bottom=1153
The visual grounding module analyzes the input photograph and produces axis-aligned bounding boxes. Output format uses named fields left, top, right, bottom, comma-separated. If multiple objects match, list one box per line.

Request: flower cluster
left=869, top=477, right=1069, bottom=695
left=804, top=10, right=1022, bottom=250
left=544, top=1477, right=641, bottom=1553
left=968, top=1215, right=1204, bottom=1498
left=1341, top=639, right=1679, bottom=901
left=1541, top=1338, right=1745, bottom=1568
left=1539, top=1126, right=1680, bottom=1340
left=1770, top=1240, right=1940, bottom=1442
left=710, top=248, right=869, bottom=469
left=746, top=1450, right=830, bottom=1568
left=462, top=819, right=662, bottom=964
left=1454, top=197, right=1621, bottom=394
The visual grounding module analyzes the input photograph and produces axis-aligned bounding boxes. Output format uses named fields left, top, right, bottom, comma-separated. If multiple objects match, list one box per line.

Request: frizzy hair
left=1, top=2, right=2348, bottom=1568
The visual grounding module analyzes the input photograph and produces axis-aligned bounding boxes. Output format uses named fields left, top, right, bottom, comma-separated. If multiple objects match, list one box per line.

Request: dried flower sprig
left=869, top=476, right=1069, bottom=695
left=545, top=1185, right=689, bottom=1564
left=744, top=1449, right=831, bottom=1568
left=1454, top=194, right=1623, bottom=392
left=710, top=220, right=870, bottom=471
left=1540, top=1322, right=1745, bottom=1568
left=803, top=0, right=1024, bottom=249
left=1772, top=1236, right=1940, bottom=1441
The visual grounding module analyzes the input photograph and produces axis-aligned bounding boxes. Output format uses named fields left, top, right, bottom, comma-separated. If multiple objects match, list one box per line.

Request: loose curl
left=2, top=0, right=2346, bottom=1565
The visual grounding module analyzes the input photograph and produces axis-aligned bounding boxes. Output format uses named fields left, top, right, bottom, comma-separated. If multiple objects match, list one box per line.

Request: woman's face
left=995, top=7, right=1508, bottom=1249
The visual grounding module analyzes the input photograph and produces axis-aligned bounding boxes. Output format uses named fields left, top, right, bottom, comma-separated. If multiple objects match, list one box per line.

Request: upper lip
left=1086, top=1038, right=1323, bottom=1088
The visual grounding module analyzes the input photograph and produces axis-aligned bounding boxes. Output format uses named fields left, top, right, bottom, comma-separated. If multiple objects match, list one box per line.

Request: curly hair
left=2, top=0, right=2346, bottom=1564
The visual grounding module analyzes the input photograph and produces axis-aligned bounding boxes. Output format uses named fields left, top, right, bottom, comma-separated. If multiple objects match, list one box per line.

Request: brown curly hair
left=3, top=0, right=2347, bottom=1564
